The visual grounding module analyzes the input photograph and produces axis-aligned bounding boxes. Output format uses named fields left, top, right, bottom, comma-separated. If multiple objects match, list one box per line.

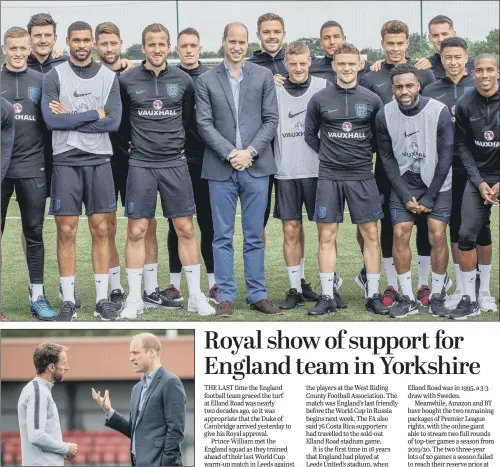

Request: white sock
left=143, top=263, right=159, bottom=295
left=95, top=274, right=109, bottom=303
left=453, top=263, right=463, bottom=294
left=417, top=256, right=431, bottom=287
left=319, top=272, right=334, bottom=298
left=382, top=257, right=398, bottom=289
left=478, top=264, right=491, bottom=294
left=462, top=269, right=477, bottom=300
left=300, top=257, right=305, bottom=280
left=60, top=276, right=75, bottom=304
left=184, top=264, right=201, bottom=298
left=430, top=272, right=446, bottom=296
left=207, top=273, right=216, bottom=289
left=126, top=268, right=143, bottom=300
left=30, top=284, right=44, bottom=302
left=287, top=265, right=302, bottom=292
left=170, top=272, right=181, bottom=290
left=109, top=266, right=124, bottom=292
left=398, top=271, right=414, bottom=300
left=366, top=273, right=380, bottom=299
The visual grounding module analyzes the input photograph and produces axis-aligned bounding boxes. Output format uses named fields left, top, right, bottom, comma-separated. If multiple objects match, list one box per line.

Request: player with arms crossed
left=42, top=21, right=122, bottom=320
left=119, top=23, right=215, bottom=318
left=377, top=64, right=454, bottom=318
left=448, top=54, right=499, bottom=319
left=305, top=43, right=386, bottom=316
left=17, top=343, right=78, bottom=466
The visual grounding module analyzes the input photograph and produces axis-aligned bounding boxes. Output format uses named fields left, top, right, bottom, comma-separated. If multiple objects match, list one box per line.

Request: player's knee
left=283, top=221, right=300, bottom=243
left=23, top=223, right=43, bottom=245
left=458, top=228, right=477, bottom=252
left=319, top=228, right=337, bottom=246
left=90, top=219, right=110, bottom=239
left=175, top=220, right=195, bottom=240
left=360, top=224, right=379, bottom=244
left=428, top=227, right=446, bottom=248
left=57, top=220, right=78, bottom=240
left=393, top=225, right=410, bottom=245
left=476, top=226, right=492, bottom=247
left=128, top=223, right=148, bottom=242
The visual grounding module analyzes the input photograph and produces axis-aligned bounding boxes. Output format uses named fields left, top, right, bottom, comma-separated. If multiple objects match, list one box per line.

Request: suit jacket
left=105, top=367, right=186, bottom=466
left=196, top=60, right=279, bottom=181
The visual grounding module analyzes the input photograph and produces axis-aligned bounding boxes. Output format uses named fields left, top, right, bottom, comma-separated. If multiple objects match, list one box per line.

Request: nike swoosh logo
left=288, top=110, right=306, bottom=118
left=376, top=82, right=388, bottom=87
left=328, top=109, right=339, bottom=113
left=73, top=91, right=91, bottom=97
left=148, top=297, right=163, bottom=304
left=96, top=280, right=102, bottom=283
left=469, top=116, right=481, bottom=122
left=146, top=269, right=154, bottom=271
left=328, top=279, right=333, bottom=282
left=37, top=183, right=45, bottom=188
left=135, top=89, right=146, bottom=94
left=112, top=272, right=119, bottom=275
left=405, top=131, right=419, bottom=137
left=1, top=91, right=7, bottom=94
left=435, top=94, right=446, bottom=99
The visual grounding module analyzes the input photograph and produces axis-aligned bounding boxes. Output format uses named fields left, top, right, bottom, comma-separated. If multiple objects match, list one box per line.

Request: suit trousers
left=209, top=169, right=269, bottom=303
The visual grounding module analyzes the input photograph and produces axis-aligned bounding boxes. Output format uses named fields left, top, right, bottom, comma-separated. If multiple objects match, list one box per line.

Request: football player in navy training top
left=118, top=23, right=215, bottom=318
left=1, top=27, right=57, bottom=320
left=305, top=44, right=386, bottom=317
left=448, top=54, right=499, bottom=320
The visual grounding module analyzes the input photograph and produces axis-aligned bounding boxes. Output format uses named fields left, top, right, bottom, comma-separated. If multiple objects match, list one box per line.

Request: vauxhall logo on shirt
left=138, top=98, right=177, bottom=116
left=327, top=121, right=366, bottom=138
left=403, top=140, right=425, bottom=160
left=12, top=103, right=36, bottom=121
left=282, top=121, right=305, bottom=138
left=475, top=130, right=499, bottom=147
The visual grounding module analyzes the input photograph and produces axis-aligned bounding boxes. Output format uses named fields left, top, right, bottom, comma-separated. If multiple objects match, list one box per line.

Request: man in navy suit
left=92, top=333, right=186, bottom=466
left=196, top=22, right=281, bottom=317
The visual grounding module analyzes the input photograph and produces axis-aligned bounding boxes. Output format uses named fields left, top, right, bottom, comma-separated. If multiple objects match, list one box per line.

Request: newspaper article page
left=198, top=323, right=498, bottom=467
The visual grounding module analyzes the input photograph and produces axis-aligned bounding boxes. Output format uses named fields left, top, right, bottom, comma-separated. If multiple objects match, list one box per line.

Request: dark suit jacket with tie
left=196, top=60, right=279, bottom=181
left=105, top=366, right=186, bottom=466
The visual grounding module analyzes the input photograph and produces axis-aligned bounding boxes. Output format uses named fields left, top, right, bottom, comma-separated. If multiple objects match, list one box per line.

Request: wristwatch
left=248, top=146, right=259, bottom=160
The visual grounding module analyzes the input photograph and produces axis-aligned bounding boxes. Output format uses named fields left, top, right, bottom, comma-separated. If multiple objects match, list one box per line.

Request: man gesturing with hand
left=92, top=333, right=186, bottom=466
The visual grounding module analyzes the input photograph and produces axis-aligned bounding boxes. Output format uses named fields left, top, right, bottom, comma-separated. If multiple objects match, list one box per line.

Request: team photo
left=1, top=1, right=498, bottom=322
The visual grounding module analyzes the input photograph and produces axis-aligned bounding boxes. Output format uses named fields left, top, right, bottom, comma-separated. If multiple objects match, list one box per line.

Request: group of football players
left=0, top=11, right=498, bottom=321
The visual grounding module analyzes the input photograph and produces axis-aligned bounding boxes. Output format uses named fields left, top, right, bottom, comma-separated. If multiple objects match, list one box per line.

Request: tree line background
left=0, top=29, right=497, bottom=63
left=117, top=29, right=499, bottom=60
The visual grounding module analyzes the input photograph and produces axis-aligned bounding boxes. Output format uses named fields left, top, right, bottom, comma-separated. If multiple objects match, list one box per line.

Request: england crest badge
left=28, top=87, right=41, bottom=104
left=166, top=83, right=179, bottom=97
left=355, top=104, right=367, bottom=118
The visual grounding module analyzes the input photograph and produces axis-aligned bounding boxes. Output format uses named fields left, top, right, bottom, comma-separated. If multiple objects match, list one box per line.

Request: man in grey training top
left=17, top=343, right=78, bottom=466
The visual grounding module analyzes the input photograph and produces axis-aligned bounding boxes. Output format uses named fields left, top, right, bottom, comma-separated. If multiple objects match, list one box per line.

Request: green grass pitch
left=1, top=196, right=498, bottom=322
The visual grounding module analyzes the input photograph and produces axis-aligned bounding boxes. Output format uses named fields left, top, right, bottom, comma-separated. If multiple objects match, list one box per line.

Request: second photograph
left=0, top=329, right=195, bottom=467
